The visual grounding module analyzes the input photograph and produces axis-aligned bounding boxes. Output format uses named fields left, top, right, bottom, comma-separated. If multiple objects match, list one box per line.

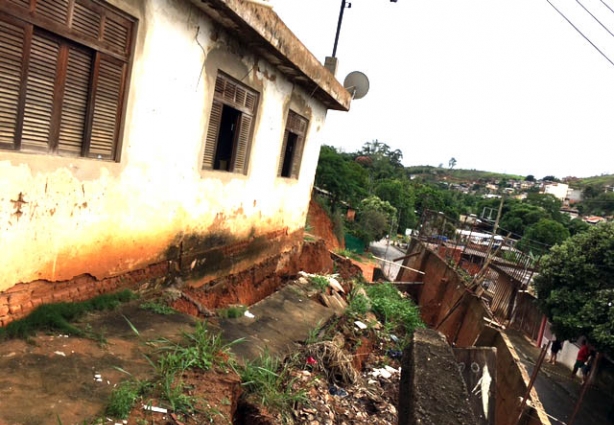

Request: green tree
left=567, top=218, right=590, bottom=236
left=524, top=193, right=563, bottom=222
left=534, top=223, right=614, bottom=354
left=374, top=179, right=417, bottom=232
left=355, top=195, right=397, bottom=244
left=517, top=218, right=570, bottom=256
left=448, top=157, right=457, bottom=169
left=315, top=145, right=368, bottom=210
left=525, top=175, right=535, bottom=182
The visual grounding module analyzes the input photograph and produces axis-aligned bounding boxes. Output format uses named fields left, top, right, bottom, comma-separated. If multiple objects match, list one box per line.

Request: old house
left=0, top=0, right=351, bottom=323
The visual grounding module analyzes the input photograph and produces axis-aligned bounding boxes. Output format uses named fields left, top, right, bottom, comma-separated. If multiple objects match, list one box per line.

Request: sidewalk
left=506, top=330, right=613, bottom=425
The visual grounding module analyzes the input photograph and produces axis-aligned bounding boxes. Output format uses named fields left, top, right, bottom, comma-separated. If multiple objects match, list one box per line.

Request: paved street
left=506, top=331, right=613, bottom=425
left=368, top=238, right=407, bottom=280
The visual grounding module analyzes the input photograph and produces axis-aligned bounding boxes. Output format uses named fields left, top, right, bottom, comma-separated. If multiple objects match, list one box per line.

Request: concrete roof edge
left=190, top=0, right=351, bottom=111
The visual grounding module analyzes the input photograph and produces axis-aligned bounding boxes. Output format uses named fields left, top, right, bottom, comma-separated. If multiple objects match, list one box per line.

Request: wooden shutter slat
left=202, top=100, right=222, bottom=169
left=72, top=1, right=101, bottom=40
left=290, top=134, right=304, bottom=179
left=245, top=92, right=256, bottom=112
left=21, top=32, right=59, bottom=152
left=233, top=113, right=252, bottom=174
left=0, top=18, right=25, bottom=146
left=8, top=0, right=30, bottom=9
left=88, top=53, right=122, bottom=159
left=277, top=130, right=289, bottom=177
left=102, top=15, right=129, bottom=54
left=58, top=45, right=91, bottom=155
left=36, top=0, right=70, bottom=25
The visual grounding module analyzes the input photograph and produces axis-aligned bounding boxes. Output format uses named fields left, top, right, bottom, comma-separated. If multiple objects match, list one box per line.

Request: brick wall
left=0, top=229, right=315, bottom=326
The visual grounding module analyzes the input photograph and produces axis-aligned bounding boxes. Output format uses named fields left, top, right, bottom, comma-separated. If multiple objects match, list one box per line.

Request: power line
left=599, top=0, right=614, bottom=15
left=547, top=0, right=614, bottom=67
left=576, top=0, right=614, bottom=38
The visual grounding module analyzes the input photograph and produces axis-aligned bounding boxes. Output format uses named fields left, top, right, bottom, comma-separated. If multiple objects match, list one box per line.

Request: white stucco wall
left=0, top=0, right=329, bottom=290
left=543, top=183, right=569, bottom=201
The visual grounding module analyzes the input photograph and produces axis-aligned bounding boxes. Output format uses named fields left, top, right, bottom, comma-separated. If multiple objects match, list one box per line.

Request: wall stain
left=10, top=192, right=27, bottom=219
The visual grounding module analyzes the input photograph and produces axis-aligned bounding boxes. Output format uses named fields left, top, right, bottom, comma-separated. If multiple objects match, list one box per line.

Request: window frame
left=0, top=0, right=137, bottom=161
left=278, top=110, right=308, bottom=180
left=202, top=72, right=259, bottom=175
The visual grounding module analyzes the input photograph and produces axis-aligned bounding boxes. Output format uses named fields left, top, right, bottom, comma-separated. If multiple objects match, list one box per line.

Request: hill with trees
left=314, top=141, right=595, bottom=256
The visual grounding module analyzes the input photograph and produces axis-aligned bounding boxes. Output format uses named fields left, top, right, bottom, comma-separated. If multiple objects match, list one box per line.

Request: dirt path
left=0, top=303, right=196, bottom=425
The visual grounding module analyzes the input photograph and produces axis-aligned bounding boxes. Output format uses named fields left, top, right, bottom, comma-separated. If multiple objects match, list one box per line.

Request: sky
left=272, top=0, right=614, bottom=179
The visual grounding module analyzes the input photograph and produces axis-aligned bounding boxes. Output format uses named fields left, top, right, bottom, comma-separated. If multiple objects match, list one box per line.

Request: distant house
left=543, top=182, right=569, bottom=201
left=584, top=216, right=606, bottom=225
left=560, top=207, right=579, bottom=219
left=567, top=188, right=583, bottom=204
left=0, top=0, right=350, bottom=323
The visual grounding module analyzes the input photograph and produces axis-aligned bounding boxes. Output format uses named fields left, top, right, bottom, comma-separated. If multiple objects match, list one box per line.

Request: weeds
left=140, top=301, right=176, bottom=315
left=336, top=248, right=362, bottom=262
left=160, top=375, right=195, bottom=414
left=305, top=320, right=323, bottom=344
left=217, top=305, right=247, bottom=319
left=238, top=351, right=308, bottom=423
left=155, top=322, right=239, bottom=376
left=365, top=283, right=423, bottom=336
left=0, top=290, right=137, bottom=341
left=105, top=380, right=152, bottom=419
left=309, top=275, right=330, bottom=293
left=347, top=290, right=370, bottom=317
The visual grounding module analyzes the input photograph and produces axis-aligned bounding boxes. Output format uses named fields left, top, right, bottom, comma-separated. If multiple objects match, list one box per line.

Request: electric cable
left=547, top=0, right=614, bottom=67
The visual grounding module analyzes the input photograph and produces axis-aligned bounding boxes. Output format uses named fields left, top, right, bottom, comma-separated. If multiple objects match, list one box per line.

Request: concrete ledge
left=399, top=328, right=476, bottom=425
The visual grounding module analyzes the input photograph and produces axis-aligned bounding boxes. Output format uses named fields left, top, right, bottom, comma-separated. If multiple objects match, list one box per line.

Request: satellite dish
left=343, top=71, right=369, bottom=100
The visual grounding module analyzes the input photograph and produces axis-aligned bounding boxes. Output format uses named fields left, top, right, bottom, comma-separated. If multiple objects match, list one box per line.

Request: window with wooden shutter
left=202, top=73, right=258, bottom=174
left=0, top=0, right=135, bottom=160
left=278, top=110, right=308, bottom=179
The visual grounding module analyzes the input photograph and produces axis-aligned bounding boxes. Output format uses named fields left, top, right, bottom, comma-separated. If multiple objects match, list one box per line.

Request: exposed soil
left=0, top=303, right=197, bottom=425
left=306, top=199, right=343, bottom=251
left=0, top=287, right=403, bottom=425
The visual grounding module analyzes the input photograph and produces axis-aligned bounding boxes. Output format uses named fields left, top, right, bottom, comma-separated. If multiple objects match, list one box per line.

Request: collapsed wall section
left=398, top=240, right=551, bottom=425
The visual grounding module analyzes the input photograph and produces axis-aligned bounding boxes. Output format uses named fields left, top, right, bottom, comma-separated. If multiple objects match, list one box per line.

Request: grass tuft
left=105, top=380, right=152, bottom=419
left=238, top=351, right=308, bottom=423
left=0, top=290, right=137, bottom=341
left=139, top=301, right=176, bottom=315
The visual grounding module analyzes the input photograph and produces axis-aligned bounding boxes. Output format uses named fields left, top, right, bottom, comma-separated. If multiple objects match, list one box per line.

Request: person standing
left=571, top=340, right=590, bottom=378
left=549, top=338, right=563, bottom=364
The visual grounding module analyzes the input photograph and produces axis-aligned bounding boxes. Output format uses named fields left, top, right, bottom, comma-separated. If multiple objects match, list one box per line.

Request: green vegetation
left=364, top=283, right=424, bottom=336
left=139, top=301, right=176, bottom=315
left=105, top=321, right=241, bottom=419
left=573, top=174, right=614, bottom=188
left=156, top=322, right=237, bottom=375
left=238, top=351, right=308, bottom=423
left=535, top=222, right=614, bottom=355
left=347, top=290, right=370, bottom=317
left=308, top=275, right=330, bottom=293
left=217, top=305, right=248, bottom=318
left=106, top=380, right=152, bottom=419
left=0, top=290, right=137, bottom=340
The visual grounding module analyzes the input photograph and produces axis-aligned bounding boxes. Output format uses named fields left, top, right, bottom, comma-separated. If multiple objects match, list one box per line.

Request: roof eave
left=190, top=0, right=351, bottom=111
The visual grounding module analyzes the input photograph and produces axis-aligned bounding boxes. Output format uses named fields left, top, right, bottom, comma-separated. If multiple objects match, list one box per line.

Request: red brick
left=8, top=304, right=22, bottom=315
left=8, top=291, right=32, bottom=306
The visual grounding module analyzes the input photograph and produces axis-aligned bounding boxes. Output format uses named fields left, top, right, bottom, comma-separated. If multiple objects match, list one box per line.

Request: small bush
left=347, top=292, right=370, bottom=317
left=365, top=283, right=423, bottom=335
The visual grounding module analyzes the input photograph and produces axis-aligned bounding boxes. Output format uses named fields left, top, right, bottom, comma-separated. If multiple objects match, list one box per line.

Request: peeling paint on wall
left=0, top=0, right=330, bottom=293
